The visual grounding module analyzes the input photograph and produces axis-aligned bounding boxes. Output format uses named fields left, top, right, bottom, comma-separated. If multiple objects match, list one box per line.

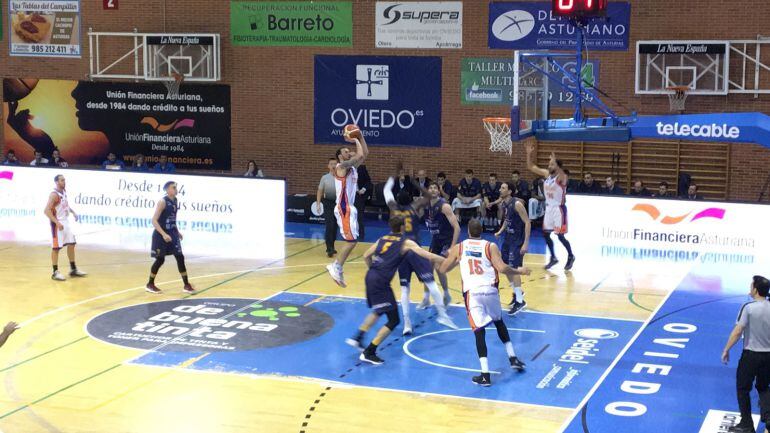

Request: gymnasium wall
left=1, top=0, right=769, bottom=201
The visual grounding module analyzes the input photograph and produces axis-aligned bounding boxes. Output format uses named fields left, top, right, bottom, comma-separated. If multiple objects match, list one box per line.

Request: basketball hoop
left=666, top=86, right=690, bottom=112
left=163, top=72, right=184, bottom=98
left=483, top=117, right=512, bottom=155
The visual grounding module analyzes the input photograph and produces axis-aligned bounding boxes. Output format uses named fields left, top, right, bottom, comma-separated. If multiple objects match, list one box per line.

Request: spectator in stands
left=101, top=152, right=125, bottom=170
left=511, top=170, right=531, bottom=201
left=529, top=177, right=546, bottom=219
left=603, top=176, right=624, bottom=195
left=29, top=150, right=49, bottom=167
left=563, top=169, right=579, bottom=193
left=415, top=170, right=431, bottom=197
left=683, top=183, right=704, bottom=200
left=392, top=168, right=417, bottom=198
left=436, top=172, right=455, bottom=202
left=153, top=155, right=176, bottom=173
left=50, top=148, right=68, bottom=168
left=129, top=154, right=149, bottom=172
left=629, top=180, right=652, bottom=197
left=415, top=169, right=431, bottom=196
left=244, top=160, right=265, bottom=178
left=655, top=181, right=672, bottom=198
left=453, top=169, right=483, bottom=220
left=355, top=157, right=373, bottom=240
left=2, top=150, right=20, bottom=165
left=482, top=173, right=502, bottom=226
left=577, top=171, right=603, bottom=194
left=317, top=158, right=339, bottom=258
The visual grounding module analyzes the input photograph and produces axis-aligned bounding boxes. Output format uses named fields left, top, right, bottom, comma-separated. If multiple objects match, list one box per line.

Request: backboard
left=635, top=40, right=729, bottom=95
left=511, top=50, right=623, bottom=138
left=514, top=52, right=550, bottom=137
left=144, top=34, right=220, bottom=82
left=88, top=32, right=221, bottom=82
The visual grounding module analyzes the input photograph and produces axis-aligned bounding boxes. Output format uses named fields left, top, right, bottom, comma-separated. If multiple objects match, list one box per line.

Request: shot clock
left=552, top=0, right=608, bottom=17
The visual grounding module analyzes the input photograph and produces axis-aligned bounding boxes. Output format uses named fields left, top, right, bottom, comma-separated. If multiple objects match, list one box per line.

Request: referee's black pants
left=322, top=199, right=337, bottom=254
left=737, top=350, right=770, bottom=424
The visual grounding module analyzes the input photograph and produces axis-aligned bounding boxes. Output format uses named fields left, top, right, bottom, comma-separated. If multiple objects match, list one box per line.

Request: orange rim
left=665, top=86, right=690, bottom=94
left=482, top=117, right=511, bottom=125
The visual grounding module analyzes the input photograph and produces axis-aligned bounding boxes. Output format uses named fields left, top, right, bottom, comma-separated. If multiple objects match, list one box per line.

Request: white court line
left=523, top=309, right=645, bottom=323
left=555, top=261, right=697, bottom=433
left=288, top=290, right=645, bottom=323
left=402, top=328, right=546, bottom=375
left=128, top=360, right=574, bottom=412
left=19, top=261, right=357, bottom=328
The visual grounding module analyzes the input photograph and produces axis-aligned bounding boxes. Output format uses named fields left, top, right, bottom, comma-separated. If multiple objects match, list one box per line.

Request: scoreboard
left=552, top=0, right=608, bottom=17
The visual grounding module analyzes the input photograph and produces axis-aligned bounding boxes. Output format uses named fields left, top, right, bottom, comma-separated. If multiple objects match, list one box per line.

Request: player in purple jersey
left=495, top=182, right=531, bottom=315
left=346, top=216, right=446, bottom=364
left=384, top=177, right=457, bottom=335
left=424, top=181, right=460, bottom=307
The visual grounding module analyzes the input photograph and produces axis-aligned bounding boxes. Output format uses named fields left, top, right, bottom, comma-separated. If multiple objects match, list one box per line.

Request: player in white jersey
left=44, top=174, right=87, bottom=281
left=525, top=143, right=575, bottom=271
left=326, top=125, right=369, bottom=288
left=440, top=219, right=530, bottom=386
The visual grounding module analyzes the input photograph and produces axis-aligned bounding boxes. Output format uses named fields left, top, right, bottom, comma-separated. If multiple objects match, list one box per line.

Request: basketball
left=343, top=124, right=361, bottom=140
left=3, top=78, right=39, bottom=102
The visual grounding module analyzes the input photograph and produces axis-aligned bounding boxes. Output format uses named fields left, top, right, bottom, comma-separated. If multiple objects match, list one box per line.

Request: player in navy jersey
left=346, top=216, right=447, bottom=364
left=146, top=181, right=194, bottom=294
left=424, top=181, right=460, bottom=306
left=383, top=177, right=457, bottom=335
left=494, top=182, right=531, bottom=315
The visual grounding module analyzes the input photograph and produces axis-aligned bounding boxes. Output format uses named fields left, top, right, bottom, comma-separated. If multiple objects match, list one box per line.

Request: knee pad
left=384, top=309, right=400, bottom=330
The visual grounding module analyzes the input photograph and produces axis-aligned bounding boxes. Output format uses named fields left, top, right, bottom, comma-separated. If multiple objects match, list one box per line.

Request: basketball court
left=2, top=1, right=770, bottom=432
left=1, top=211, right=760, bottom=432
left=0, top=230, right=620, bottom=431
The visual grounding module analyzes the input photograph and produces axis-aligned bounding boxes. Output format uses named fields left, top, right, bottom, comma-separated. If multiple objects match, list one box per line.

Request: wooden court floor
left=0, top=237, right=669, bottom=433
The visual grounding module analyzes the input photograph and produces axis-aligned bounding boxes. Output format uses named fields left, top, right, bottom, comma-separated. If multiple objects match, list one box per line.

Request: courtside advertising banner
left=630, top=112, right=770, bottom=149
left=9, top=0, right=81, bottom=57
left=0, top=166, right=284, bottom=259
left=461, top=57, right=599, bottom=106
left=568, top=194, right=769, bottom=266
left=314, top=55, right=442, bottom=147
left=3, top=78, right=231, bottom=170
left=230, top=1, right=352, bottom=47
left=375, top=2, right=462, bottom=49
left=488, top=1, right=630, bottom=50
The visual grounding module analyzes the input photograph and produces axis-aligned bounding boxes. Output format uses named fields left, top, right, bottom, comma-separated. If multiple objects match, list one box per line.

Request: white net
left=666, top=87, right=689, bottom=112
left=483, top=118, right=512, bottom=155
left=163, top=74, right=183, bottom=98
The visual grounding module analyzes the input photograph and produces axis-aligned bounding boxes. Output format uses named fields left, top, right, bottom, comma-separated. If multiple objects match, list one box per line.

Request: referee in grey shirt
left=317, top=158, right=339, bottom=258
left=723, top=275, right=770, bottom=433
